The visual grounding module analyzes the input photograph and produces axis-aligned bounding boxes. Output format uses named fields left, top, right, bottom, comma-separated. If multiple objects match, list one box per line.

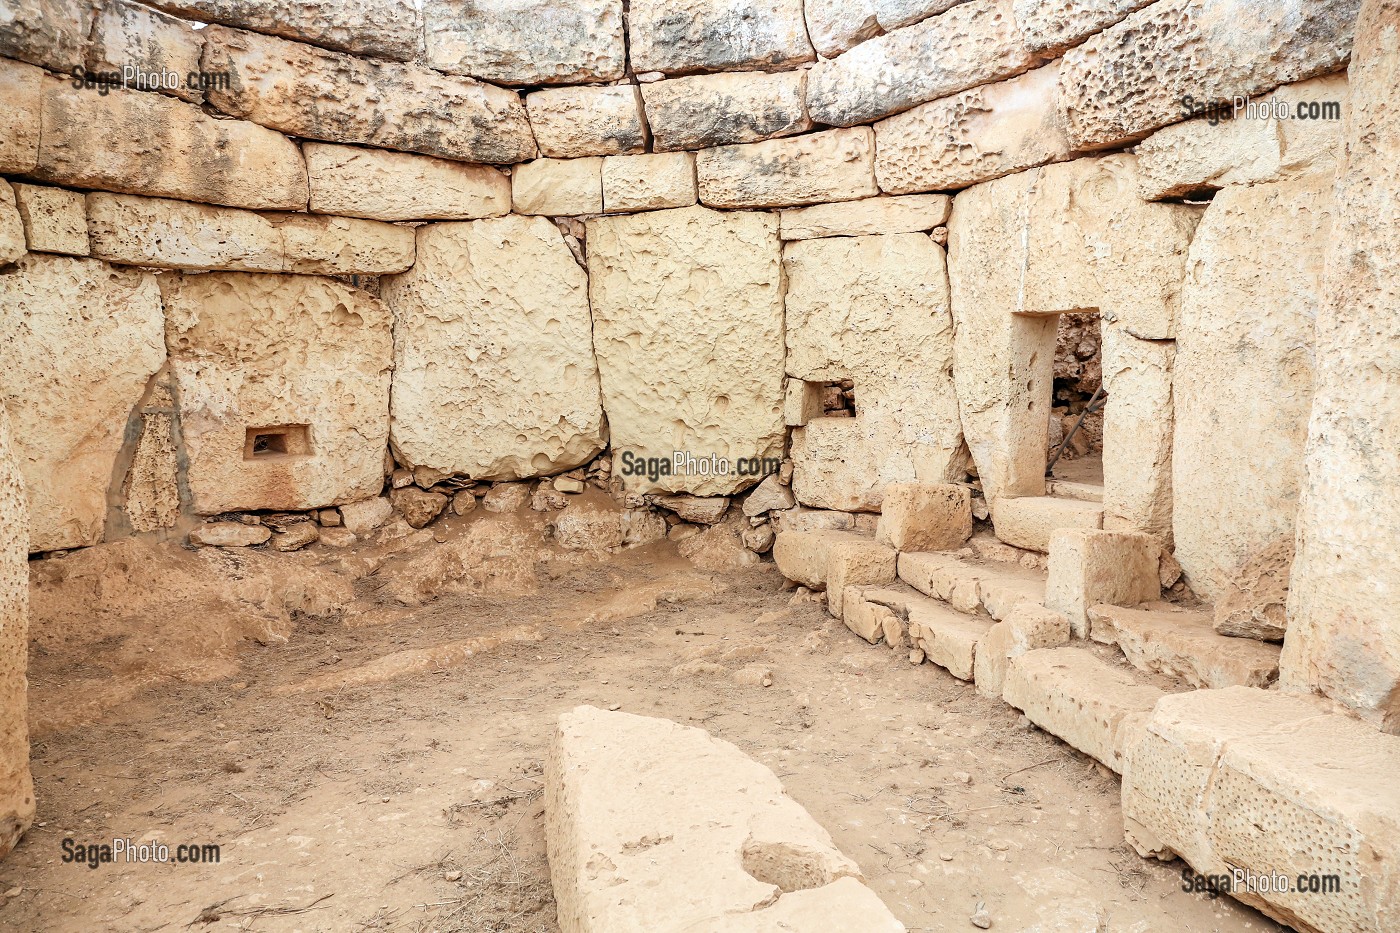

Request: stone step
left=990, top=495, right=1105, bottom=552
left=897, top=550, right=1046, bottom=620
left=1088, top=603, right=1281, bottom=690
left=1046, top=479, right=1104, bottom=503
left=1003, top=647, right=1169, bottom=774
left=845, top=584, right=992, bottom=681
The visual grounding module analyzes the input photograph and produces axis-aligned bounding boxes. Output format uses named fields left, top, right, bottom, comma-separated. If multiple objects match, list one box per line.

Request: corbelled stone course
left=146, top=0, right=424, bottom=61
left=425, top=0, right=624, bottom=85
left=304, top=143, right=511, bottom=221
left=0, top=57, right=41, bottom=175
left=526, top=85, right=646, bottom=158
left=642, top=71, right=810, bottom=152
left=203, top=26, right=537, bottom=164
left=696, top=128, right=878, bottom=209
left=88, top=0, right=206, bottom=103
left=0, top=403, right=33, bottom=860
left=629, top=0, right=815, bottom=75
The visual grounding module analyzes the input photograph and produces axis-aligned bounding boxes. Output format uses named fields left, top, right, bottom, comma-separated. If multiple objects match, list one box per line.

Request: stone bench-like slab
left=1089, top=603, right=1280, bottom=690
left=897, top=550, right=1045, bottom=620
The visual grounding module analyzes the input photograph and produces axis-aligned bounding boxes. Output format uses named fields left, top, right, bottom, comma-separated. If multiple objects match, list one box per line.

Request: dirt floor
left=0, top=512, right=1287, bottom=932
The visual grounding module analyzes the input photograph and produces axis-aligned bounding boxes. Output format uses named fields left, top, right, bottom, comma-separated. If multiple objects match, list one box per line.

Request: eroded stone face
left=526, top=85, right=646, bottom=158
left=382, top=216, right=605, bottom=482
left=588, top=206, right=785, bottom=496
left=602, top=153, right=697, bottom=213
left=0, top=403, right=34, bottom=860
left=629, top=0, right=815, bottom=75
left=0, top=256, right=166, bottom=552
left=696, top=128, right=878, bottom=209
left=642, top=70, right=810, bottom=152
left=425, top=0, right=624, bottom=85
left=13, top=184, right=87, bottom=256
left=163, top=273, right=392, bottom=515
left=304, top=143, right=511, bottom=222
left=1011, top=0, right=1153, bottom=54
left=1101, top=325, right=1174, bottom=544
left=146, top=0, right=424, bottom=60
left=0, top=183, right=23, bottom=266
left=0, top=0, right=92, bottom=70
left=0, top=55, right=42, bottom=174
left=511, top=158, right=603, bottom=216
left=803, top=0, right=880, bottom=58
left=779, top=194, right=950, bottom=240
left=88, top=0, right=206, bottom=103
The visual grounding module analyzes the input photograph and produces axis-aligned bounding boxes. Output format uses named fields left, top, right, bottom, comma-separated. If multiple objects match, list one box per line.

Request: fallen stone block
left=547, top=706, right=903, bottom=932
left=88, top=0, right=205, bottom=103
left=189, top=522, right=271, bottom=547
left=0, top=58, right=41, bottom=175
left=147, top=0, right=423, bottom=61
left=526, top=85, right=646, bottom=158
left=512, top=158, right=604, bottom=216
left=772, top=529, right=868, bottom=590
left=992, top=497, right=1104, bottom=554
left=825, top=538, right=897, bottom=618
left=0, top=0, right=91, bottom=70
left=974, top=603, right=1070, bottom=697
left=339, top=497, right=393, bottom=536
left=741, top=476, right=795, bottom=517
left=842, top=586, right=905, bottom=645
left=424, top=0, right=623, bottom=84
left=875, top=483, right=972, bottom=552
left=1088, top=604, right=1280, bottom=689
left=778, top=194, right=950, bottom=240
left=1044, top=528, right=1160, bottom=637
left=1003, top=647, right=1167, bottom=773
left=628, top=0, right=815, bottom=75
left=304, top=143, right=511, bottom=222
left=13, top=184, right=86, bottom=256
left=602, top=152, right=698, bottom=213
left=697, top=128, right=878, bottom=210
left=642, top=71, right=810, bottom=152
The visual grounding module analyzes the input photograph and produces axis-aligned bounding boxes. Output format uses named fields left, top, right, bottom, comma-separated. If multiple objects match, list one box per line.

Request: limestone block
left=203, top=26, right=537, bottom=165
left=512, top=158, right=604, bottom=216
left=162, top=273, right=392, bottom=514
left=806, top=0, right=1040, bottom=128
left=974, top=622, right=1016, bottom=697
left=772, top=529, right=867, bottom=590
left=0, top=183, right=23, bottom=266
left=526, top=85, right=646, bottom=158
left=391, top=487, right=447, bottom=529
left=1284, top=0, right=1400, bottom=730
left=825, top=538, right=897, bottom=618
left=978, top=602, right=1072, bottom=693
left=1003, top=647, right=1166, bottom=773
left=12, top=184, right=85, bottom=256
left=842, top=586, right=903, bottom=644
left=189, top=522, right=271, bottom=547
left=86, top=194, right=415, bottom=274
left=1011, top=0, right=1153, bottom=55
left=1044, top=528, right=1160, bottom=637
left=992, top=496, right=1104, bottom=554
left=602, top=153, right=697, bottom=213
left=547, top=706, right=902, bottom=932
left=0, top=57, right=41, bottom=174
left=875, top=62, right=1072, bottom=194
left=1101, top=326, right=1174, bottom=544
left=772, top=507, right=855, bottom=535
left=1173, top=173, right=1330, bottom=602
left=906, top=599, right=992, bottom=681
left=425, top=0, right=624, bottom=85
left=304, top=143, right=511, bottom=222
left=642, top=71, right=810, bottom=152
left=146, top=0, right=423, bottom=61
left=628, top=0, right=814, bottom=75
left=381, top=216, right=604, bottom=481
left=0, top=0, right=91, bottom=70
left=875, top=0, right=967, bottom=31
left=778, top=194, right=950, bottom=240
left=588, top=207, right=785, bottom=496
left=898, top=550, right=1045, bottom=619
left=1213, top=539, right=1291, bottom=642
left=549, top=502, right=625, bottom=551
left=1088, top=604, right=1279, bottom=689
left=88, top=0, right=205, bottom=103
left=33, top=75, right=307, bottom=210
left=783, top=379, right=823, bottom=427
left=784, top=233, right=963, bottom=511
left=0, top=257, right=166, bottom=553
left=0, top=404, right=34, bottom=858
left=875, top=484, right=972, bottom=552
left=1058, top=0, right=1361, bottom=150
left=697, top=128, right=878, bottom=210
left=803, top=0, right=880, bottom=58
left=339, top=497, right=393, bottom=536
left=123, top=382, right=180, bottom=533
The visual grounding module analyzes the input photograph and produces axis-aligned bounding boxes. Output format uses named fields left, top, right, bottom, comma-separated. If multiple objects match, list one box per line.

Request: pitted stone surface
left=0, top=57, right=41, bottom=175
left=13, top=184, right=86, bottom=256
left=642, top=71, right=810, bottom=152
left=0, top=184, right=23, bottom=266
left=425, top=0, right=624, bottom=85
left=0, top=404, right=34, bottom=860
left=526, top=85, right=647, bottom=158
left=147, top=0, right=424, bottom=61
left=0, top=0, right=92, bottom=70
left=512, top=158, right=604, bottom=216
left=1011, top=0, right=1153, bottom=54
left=697, top=128, right=878, bottom=209
left=1044, top=528, right=1160, bottom=639
left=629, top=0, right=815, bottom=75
left=88, top=0, right=206, bottom=103
left=1088, top=604, right=1280, bottom=690
left=602, top=153, right=698, bottom=213
left=305, top=143, right=511, bottom=222
left=779, top=194, right=949, bottom=240
left=803, top=0, right=880, bottom=58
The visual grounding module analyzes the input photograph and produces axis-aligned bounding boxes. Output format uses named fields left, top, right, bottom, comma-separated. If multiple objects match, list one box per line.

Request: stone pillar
left=0, top=403, right=35, bottom=857
left=1282, top=0, right=1400, bottom=732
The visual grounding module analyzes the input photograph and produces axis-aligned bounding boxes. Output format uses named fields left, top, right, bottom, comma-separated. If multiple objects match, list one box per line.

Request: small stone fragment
left=391, top=487, right=448, bottom=528
left=270, top=523, right=320, bottom=552
left=189, top=522, right=271, bottom=548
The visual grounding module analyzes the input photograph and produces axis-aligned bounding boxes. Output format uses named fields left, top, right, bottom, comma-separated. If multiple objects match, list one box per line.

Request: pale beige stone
left=803, top=0, right=880, bottom=58
left=0, top=404, right=34, bottom=859
left=0, top=0, right=91, bottom=70
left=874, top=0, right=966, bottom=31
left=825, top=538, right=897, bottom=618
left=33, top=75, right=307, bottom=210
left=88, top=0, right=205, bottom=103
left=0, top=57, right=41, bottom=174
left=642, top=71, right=810, bottom=152
left=1100, top=326, right=1175, bottom=544
left=382, top=217, right=604, bottom=482
left=974, top=603, right=1070, bottom=697
left=778, top=195, right=950, bottom=241
left=1174, top=173, right=1331, bottom=602
left=696, top=128, right=878, bottom=210
left=1088, top=604, right=1279, bottom=689
left=783, top=378, right=824, bottom=427
left=875, top=63, right=1073, bottom=194
left=526, top=85, right=646, bottom=158
left=875, top=484, right=972, bottom=552
left=0, top=256, right=165, bottom=552
left=148, top=0, right=423, bottom=61
left=1011, top=0, right=1153, bottom=55
left=906, top=598, right=993, bottom=681
left=628, top=0, right=815, bottom=75
left=204, top=26, right=536, bottom=164
left=163, top=273, right=392, bottom=515
left=0, top=183, right=23, bottom=266
left=425, top=0, right=623, bottom=85
left=772, top=528, right=868, bottom=590
left=842, top=586, right=902, bottom=645
left=602, top=153, right=697, bottom=213
left=189, top=522, right=271, bottom=547
left=512, top=158, right=604, bottom=216
left=547, top=706, right=902, bottom=933
left=589, top=207, right=784, bottom=496
left=807, top=0, right=1039, bottom=127
left=123, top=383, right=180, bottom=534
left=339, top=497, right=393, bottom=536
left=785, top=234, right=963, bottom=511
left=897, top=550, right=1046, bottom=620
left=12, top=184, right=85, bottom=257
left=1044, top=528, right=1159, bottom=637
left=654, top=495, right=729, bottom=525
left=1059, top=0, right=1361, bottom=150
left=992, top=497, right=1104, bottom=554
left=275, top=214, right=417, bottom=275
left=304, top=143, right=511, bottom=222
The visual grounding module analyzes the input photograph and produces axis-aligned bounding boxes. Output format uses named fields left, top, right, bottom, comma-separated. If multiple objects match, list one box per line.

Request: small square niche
left=243, top=424, right=312, bottom=461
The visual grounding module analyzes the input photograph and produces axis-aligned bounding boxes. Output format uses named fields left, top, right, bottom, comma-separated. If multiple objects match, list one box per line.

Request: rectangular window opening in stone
left=243, top=424, right=312, bottom=461
left=1047, top=312, right=1105, bottom=489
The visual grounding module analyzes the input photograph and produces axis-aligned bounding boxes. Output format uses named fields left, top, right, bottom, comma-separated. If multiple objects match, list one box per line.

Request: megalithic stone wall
left=0, top=403, right=34, bottom=859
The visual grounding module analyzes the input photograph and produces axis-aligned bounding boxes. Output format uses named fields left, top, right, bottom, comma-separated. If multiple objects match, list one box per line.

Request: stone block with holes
left=875, top=483, right=972, bottom=552
left=1045, top=529, right=1161, bottom=638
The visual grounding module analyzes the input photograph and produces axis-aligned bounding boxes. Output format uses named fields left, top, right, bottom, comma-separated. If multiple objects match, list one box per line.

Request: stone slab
left=88, top=0, right=206, bottom=103
left=0, top=0, right=91, bottom=70
left=992, top=496, right=1104, bottom=553
left=628, top=0, right=815, bottom=75
left=513, top=158, right=604, bottom=216
left=602, top=153, right=697, bottom=213
left=826, top=538, right=897, bottom=618
left=778, top=194, right=950, bottom=240
left=304, top=143, right=511, bottom=222
left=0, top=55, right=41, bottom=174
left=642, top=70, right=810, bottom=152
left=1044, top=528, right=1160, bottom=638
left=526, top=85, right=646, bottom=158
left=425, top=0, right=624, bottom=85
left=697, top=128, right=878, bottom=210
left=146, top=0, right=423, bottom=61
left=13, top=184, right=86, bottom=256
left=772, top=529, right=869, bottom=590
left=897, top=550, right=1045, bottom=620
left=1089, top=604, right=1280, bottom=689
left=0, top=404, right=33, bottom=859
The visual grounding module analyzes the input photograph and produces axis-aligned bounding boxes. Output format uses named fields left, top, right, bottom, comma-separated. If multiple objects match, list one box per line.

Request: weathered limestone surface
left=991, top=496, right=1104, bottom=554
left=88, top=193, right=415, bottom=274
left=163, top=273, right=392, bottom=515
left=588, top=207, right=784, bottom=496
left=642, top=71, right=810, bottom=152
left=875, top=0, right=967, bottom=31
left=547, top=706, right=903, bottom=932
left=779, top=194, right=949, bottom=240
left=13, top=184, right=87, bottom=256
left=906, top=598, right=993, bottom=681
left=876, top=484, right=972, bottom=552
left=629, top=0, right=815, bottom=75
left=974, top=603, right=1070, bottom=698
left=1088, top=604, right=1280, bottom=690
left=0, top=57, right=41, bottom=175
left=204, top=26, right=537, bottom=165
left=898, top=550, right=1046, bottom=620
left=425, top=0, right=624, bottom=85
left=0, top=256, right=165, bottom=552
left=526, top=86, right=646, bottom=158
left=0, top=183, right=23, bottom=266
left=147, top=0, right=424, bottom=61
left=381, top=217, right=604, bottom=481
left=773, top=528, right=866, bottom=590
left=512, top=158, right=603, bottom=216
left=875, top=63, right=1073, bottom=194
left=304, top=143, right=511, bottom=222
left=697, top=128, right=878, bottom=209
left=0, top=0, right=91, bottom=70
left=785, top=233, right=964, bottom=511
left=807, top=0, right=1040, bottom=128
left=1011, top=0, right=1153, bottom=55
left=825, top=538, right=897, bottom=618
left=33, top=76, right=308, bottom=211
left=1101, top=326, right=1174, bottom=543
left=1045, top=529, right=1160, bottom=638
left=1284, top=0, right=1400, bottom=732
left=0, top=404, right=35, bottom=859
left=1059, top=0, right=1361, bottom=150
left=124, top=383, right=181, bottom=534
left=803, top=0, right=880, bottom=58
left=602, top=153, right=698, bottom=213
left=1173, top=173, right=1331, bottom=602
left=88, top=0, right=205, bottom=103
